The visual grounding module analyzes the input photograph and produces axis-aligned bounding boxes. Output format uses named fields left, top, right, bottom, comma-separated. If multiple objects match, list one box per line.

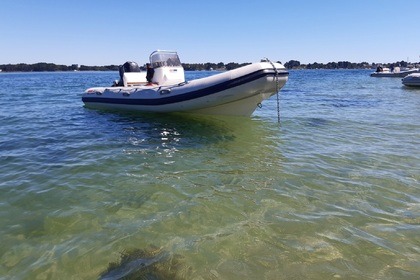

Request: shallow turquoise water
left=0, top=70, right=419, bottom=279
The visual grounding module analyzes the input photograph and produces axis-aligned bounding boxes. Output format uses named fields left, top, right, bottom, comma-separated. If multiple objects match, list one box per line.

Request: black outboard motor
left=115, top=61, right=141, bottom=86
left=122, top=61, right=141, bottom=73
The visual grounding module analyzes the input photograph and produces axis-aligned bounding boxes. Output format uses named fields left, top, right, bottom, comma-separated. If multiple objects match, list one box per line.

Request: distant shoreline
left=1, top=60, right=419, bottom=72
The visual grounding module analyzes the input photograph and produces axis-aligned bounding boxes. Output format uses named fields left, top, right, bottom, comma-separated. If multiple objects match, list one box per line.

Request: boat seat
left=123, top=72, right=147, bottom=87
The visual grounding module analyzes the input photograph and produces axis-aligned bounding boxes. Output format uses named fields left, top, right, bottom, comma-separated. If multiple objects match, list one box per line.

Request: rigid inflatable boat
left=402, top=73, right=420, bottom=87
left=370, top=66, right=420, bottom=77
left=82, top=50, right=289, bottom=116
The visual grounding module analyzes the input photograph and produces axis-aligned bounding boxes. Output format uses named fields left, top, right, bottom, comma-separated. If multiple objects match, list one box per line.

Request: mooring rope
left=266, top=58, right=281, bottom=123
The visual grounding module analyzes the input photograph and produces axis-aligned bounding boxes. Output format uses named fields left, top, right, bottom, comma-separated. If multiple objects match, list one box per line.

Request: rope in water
left=266, top=58, right=281, bottom=123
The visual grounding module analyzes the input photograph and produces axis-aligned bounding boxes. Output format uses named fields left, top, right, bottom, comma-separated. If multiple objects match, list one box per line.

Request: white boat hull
left=82, top=62, right=288, bottom=117
left=402, top=73, right=420, bottom=87
left=370, top=68, right=420, bottom=77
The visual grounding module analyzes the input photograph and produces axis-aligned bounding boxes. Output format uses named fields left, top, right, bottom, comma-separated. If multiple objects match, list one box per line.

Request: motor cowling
left=121, top=61, right=140, bottom=73
left=115, top=61, right=141, bottom=86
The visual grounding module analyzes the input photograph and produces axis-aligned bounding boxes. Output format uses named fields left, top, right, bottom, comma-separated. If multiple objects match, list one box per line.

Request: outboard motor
left=115, top=61, right=141, bottom=86
left=122, top=61, right=140, bottom=73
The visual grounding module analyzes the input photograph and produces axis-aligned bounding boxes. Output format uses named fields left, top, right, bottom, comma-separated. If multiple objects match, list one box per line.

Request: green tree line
left=0, top=62, right=251, bottom=72
left=284, top=60, right=415, bottom=69
left=0, top=63, right=119, bottom=72
left=1, top=60, right=417, bottom=72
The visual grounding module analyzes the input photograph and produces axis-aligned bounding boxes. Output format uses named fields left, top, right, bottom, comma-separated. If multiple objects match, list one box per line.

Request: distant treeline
left=0, top=63, right=119, bottom=72
left=182, top=62, right=252, bottom=71
left=0, top=62, right=253, bottom=72
left=284, top=60, right=418, bottom=69
left=1, top=60, right=418, bottom=72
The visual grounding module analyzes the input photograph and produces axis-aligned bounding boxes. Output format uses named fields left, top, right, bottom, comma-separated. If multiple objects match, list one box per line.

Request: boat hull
left=370, top=69, right=420, bottom=77
left=82, top=62, right=288, bottom=117
left=402, top=73, right=420, bottom=87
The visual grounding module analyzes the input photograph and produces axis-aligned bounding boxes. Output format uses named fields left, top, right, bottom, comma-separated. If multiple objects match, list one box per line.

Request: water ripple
left=1, top=70, right=419, bottom=279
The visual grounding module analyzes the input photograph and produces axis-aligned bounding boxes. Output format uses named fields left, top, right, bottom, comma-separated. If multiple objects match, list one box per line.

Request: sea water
left=0, top=70, right=419, bottom=279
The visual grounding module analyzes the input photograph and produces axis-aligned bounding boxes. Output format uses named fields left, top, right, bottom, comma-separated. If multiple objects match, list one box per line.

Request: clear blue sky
left=1, top=0, right=419, bottom=65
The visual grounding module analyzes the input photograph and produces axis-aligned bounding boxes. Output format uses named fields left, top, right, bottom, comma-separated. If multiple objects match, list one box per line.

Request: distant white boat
left=370, top=66, right=420, bottom=77
left=82, top=50, right=289, bottom=117
left=402, top=73, right=420, bottom=87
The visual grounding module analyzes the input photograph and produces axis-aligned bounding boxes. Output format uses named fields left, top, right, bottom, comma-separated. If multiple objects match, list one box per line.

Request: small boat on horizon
left=82, top=50, right=289, bottom=117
